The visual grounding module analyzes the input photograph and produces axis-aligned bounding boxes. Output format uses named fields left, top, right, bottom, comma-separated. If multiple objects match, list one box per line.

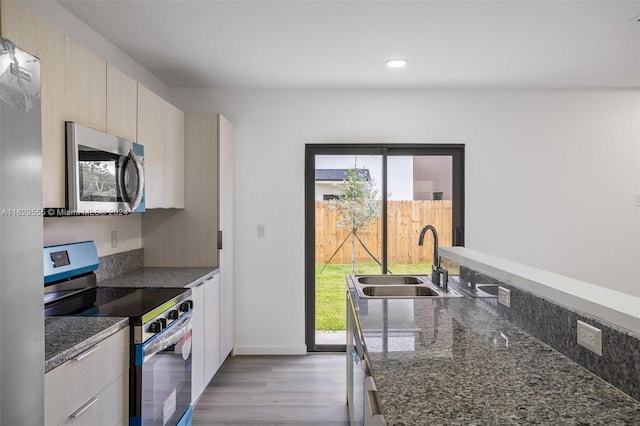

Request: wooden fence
left=315, top=200, right=452, bottom=265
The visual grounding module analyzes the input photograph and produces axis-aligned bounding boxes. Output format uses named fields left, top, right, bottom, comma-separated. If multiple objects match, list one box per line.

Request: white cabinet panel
left=64, top=36, right=107, bottom=132
left=45, top=328, right=129, bottom=426
left=137, top=84, right=165, bottom=208
left=191, top=272, right=221, bottom=404
left=107, top=64, right=137, bottom=141
left=218, top=114, right=235, bottom=362
left=191, top=281, right=206, bottom=404
left=137, top=84, right=185, bottom=209
left=204, top=274, right=221, bottom=378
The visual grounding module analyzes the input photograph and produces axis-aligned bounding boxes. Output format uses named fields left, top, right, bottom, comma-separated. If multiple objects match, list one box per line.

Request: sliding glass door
left=305, top=145, right=464, bottom=351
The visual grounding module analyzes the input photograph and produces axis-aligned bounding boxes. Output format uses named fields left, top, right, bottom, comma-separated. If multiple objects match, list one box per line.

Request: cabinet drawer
left=58, top=372, right=128, bottom=426
left=45, top=328, right=129, bottom=426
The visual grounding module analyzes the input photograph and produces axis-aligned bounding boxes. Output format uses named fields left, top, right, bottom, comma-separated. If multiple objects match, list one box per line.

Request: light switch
left=257, top=224, right=265, bottom=238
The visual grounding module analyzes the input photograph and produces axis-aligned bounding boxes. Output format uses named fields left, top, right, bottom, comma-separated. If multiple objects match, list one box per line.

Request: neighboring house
left=315, top=156, right=452, bottom=202
left=314, top=169, right=371, bottom=201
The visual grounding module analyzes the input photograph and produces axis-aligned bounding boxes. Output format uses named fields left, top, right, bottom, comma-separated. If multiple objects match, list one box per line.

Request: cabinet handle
left=70, top=396, right=99, bottom=418
left=205, top=276, right=214, bottom=281
left=73, top=345, right=98, bottom=362
left=367, top=390, right=381, bottom=416
left=194, top=281, right=205, bottom=288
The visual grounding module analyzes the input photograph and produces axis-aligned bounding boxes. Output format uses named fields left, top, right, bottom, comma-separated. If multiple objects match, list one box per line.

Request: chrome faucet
left=418, top=225, right=449, bottom=291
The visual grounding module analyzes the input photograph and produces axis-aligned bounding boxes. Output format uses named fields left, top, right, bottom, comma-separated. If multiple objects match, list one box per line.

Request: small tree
left=328, top=168, right=380, bottom=272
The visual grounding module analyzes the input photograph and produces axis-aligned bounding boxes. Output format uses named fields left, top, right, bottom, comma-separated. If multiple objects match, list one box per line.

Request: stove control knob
left=158, top=318, right=167, bottom=329
left=179, top=302, right=191, bottom=313
left=149, top=320, right=163, bottom=334
left=168, top=310, right=180, bottom=320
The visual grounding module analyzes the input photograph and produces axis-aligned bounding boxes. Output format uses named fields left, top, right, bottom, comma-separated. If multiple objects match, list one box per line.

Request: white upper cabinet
left=65, top=36, right=107, bottom=132
left=137, top=84, right=185, bottom=209
left=137, top=84, right=165, bottom=208
left=164, top=102, right=185, bottom=209
left=106, top=64, right=137, bottom=142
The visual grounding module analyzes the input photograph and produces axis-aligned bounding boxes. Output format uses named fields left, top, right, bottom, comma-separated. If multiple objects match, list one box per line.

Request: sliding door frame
left=305, top=144, right=465, bottom=352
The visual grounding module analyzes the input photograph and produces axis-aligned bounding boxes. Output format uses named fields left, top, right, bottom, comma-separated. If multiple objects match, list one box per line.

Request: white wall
left=44, top=214, right=142, bottom=257
left=172, top=87, right=640, bottom=354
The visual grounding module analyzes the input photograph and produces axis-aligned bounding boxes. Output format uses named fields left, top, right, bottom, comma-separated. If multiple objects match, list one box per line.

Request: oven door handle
left=138, top=312, right=192, bottom=364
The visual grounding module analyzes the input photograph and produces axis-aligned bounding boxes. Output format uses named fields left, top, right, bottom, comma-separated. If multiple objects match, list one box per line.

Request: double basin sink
left=351, top=275, right=463, bottom=299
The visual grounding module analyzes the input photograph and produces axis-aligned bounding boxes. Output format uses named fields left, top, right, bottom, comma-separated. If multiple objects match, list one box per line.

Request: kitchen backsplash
left=96, top=248, right=143, bottom=281
left=450, top=263, right=640, bottom=402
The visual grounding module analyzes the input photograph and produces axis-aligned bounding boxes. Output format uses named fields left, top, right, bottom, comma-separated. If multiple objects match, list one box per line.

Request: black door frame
left=305, top=144, right=465, bottom=352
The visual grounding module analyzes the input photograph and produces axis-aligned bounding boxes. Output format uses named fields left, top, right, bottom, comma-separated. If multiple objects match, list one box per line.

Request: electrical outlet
left=111, top=230, right=118, bottom=248
left=257, top=224, right=265, bottom=239
left=498, top=286, right=511, bottom=308
left=577, top=320, right=602, bottom=356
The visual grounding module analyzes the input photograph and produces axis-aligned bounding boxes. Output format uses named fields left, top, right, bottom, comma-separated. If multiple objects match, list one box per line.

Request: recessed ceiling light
left=386, top=58, right=408, bottom=69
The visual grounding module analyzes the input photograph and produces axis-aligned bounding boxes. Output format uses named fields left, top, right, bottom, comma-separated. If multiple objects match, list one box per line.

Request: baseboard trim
left=233, top=344, right=307, bottom=355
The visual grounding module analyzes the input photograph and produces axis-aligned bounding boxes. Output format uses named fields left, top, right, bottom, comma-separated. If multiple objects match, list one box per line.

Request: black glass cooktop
left=44, top=287, right=189, bottom=321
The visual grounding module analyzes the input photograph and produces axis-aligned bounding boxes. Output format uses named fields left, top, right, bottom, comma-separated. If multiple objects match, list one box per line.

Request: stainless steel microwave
left=66, top=122, right=145, bottom=214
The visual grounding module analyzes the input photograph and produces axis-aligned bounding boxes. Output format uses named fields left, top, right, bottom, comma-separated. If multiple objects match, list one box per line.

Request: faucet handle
left=438, top=267, right=449, bottom=292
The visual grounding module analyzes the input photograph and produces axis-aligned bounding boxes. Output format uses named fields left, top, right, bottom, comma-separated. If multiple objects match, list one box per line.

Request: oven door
left=133, top=313, right=192, bottom=426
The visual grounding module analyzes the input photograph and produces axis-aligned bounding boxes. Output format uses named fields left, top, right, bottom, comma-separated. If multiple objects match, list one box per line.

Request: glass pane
left=386, top=155, right=453, bottom=275
left=315, top=154, right=382, bottom=345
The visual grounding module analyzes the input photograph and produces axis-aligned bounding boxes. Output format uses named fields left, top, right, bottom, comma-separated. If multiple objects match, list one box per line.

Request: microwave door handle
left=126, top=149, right=145, bottom=212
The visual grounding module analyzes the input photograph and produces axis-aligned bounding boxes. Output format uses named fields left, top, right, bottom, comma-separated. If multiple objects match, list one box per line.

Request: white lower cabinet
left=45, top=328, right=129, bottom=426
left=191, top=272, right=221, bottom=404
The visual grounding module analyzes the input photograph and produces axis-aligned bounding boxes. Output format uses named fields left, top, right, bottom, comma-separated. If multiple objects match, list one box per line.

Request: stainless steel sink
left=351, top=274, right=463, bottom=299
left=356, top=275, right=424, bottom=285
left=361, top=285, right=439, bottom=297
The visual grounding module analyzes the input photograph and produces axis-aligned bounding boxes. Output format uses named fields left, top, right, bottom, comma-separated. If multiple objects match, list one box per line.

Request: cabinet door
left=190, top=281, right=206, bottom=404
left=1, top=2, right=67, bottom=207
left=65, top=36, right=106, bottom=132
left=106, top=64, right=137, bottom=141
left=137, top=84, right=164, bottom=208
left=164, top=102, right=185, bottom=208
left=40, top=21, right=66, bottom=208
left=45, top=328, right=129, bottom=426
left=218, top=115, right=235, bottom=361
left=204, top=274, right=220, bottom=383
left=0, top=0, right=39, bottom=54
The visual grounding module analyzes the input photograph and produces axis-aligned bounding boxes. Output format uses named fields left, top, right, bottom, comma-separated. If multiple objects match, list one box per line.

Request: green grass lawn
left=315, top=262, right=434, bottom=331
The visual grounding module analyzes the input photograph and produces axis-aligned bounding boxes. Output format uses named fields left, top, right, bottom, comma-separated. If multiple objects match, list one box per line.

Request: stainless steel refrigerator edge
left=0, top=37, right=44, bottom=424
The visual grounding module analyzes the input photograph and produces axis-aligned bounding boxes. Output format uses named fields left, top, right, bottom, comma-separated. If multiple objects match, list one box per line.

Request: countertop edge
left=45, top=318, right=129, bottom=373
left=440, top=247, right=640, bottom=335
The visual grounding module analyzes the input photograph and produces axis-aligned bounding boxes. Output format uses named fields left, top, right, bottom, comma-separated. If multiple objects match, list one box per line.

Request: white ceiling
left=57, top=0, right=640, bottom=89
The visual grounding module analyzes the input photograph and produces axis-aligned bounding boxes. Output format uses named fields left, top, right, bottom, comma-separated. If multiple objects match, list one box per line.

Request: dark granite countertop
left=97, top=267, right=217, bottom=288
left=45, top=316, right=128, bottom=373
left=347, top=277, right=640, bottom=425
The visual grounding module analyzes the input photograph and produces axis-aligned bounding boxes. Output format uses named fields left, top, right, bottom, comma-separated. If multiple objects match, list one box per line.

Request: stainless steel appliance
left=347, top=290, right=386, bottom=426
left=44, top=241, right=193, bottom=426
left=66, top=122, right=145, bottom=215
left=0, top=36, right=43, bottom=424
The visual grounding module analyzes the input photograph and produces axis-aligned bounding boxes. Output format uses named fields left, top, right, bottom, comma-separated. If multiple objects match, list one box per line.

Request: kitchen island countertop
left=348, top=277, right=640, bottom=425
left=45, top=316, right=128, bottom=373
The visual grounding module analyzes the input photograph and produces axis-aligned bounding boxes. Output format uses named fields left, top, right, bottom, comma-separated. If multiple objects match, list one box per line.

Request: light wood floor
left=192, top=354, right=349, bottom=425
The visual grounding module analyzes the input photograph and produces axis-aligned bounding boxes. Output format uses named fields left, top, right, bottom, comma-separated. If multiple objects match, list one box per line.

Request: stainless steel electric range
left=44, top=241, right=193, bottom=426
